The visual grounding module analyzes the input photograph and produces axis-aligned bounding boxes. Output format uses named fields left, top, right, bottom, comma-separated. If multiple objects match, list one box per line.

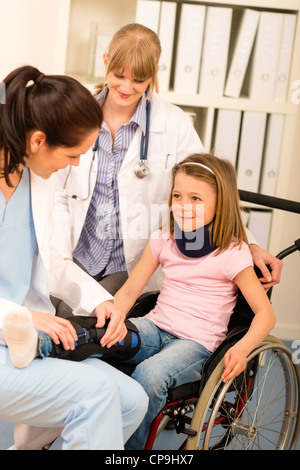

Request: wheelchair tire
left=186, top=336, right=300, bottom=450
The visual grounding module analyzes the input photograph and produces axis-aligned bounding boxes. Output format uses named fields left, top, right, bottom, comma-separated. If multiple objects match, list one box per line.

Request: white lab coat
left=52, top=93, right=205, bottom=291
left=0, top=170, right=113, bottom=334
left=0, top=171, right=117, bottom=451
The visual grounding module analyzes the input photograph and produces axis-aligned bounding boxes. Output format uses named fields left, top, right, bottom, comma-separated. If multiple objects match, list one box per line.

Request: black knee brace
left=50, top=316, right=140, bottom=363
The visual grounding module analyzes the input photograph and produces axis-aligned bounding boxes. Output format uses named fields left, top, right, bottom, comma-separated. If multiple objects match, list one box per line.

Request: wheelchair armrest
left=127, top=291, right=159, bottom=318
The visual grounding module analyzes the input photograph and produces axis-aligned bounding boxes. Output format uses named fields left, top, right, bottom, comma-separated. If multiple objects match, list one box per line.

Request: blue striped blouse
left=73, top=87, right=147, bottom=276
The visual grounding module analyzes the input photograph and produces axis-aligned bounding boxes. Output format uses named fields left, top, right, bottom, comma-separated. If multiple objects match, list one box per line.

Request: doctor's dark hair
left=167, top=153, right=248, bottom=254
left=0, top=65, right=103, bottom=185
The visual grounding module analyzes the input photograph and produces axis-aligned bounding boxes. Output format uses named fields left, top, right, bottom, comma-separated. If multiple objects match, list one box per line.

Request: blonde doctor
left=0, top=65, right=148, bottom=450
left=52, top=23, right=282, bottom=309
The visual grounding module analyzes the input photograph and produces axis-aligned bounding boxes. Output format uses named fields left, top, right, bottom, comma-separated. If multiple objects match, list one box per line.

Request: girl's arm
left=222, top=266, right=276, bottom=383
left=85, top=243, right=159, bottom=349
left=114, top=242, right=160, bottom=315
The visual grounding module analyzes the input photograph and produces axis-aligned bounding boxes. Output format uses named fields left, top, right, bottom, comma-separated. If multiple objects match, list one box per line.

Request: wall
left=0, top=0, right=70, bottom=78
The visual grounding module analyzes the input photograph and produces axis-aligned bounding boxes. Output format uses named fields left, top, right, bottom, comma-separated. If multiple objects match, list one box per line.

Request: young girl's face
left=172, top=172, right=217, bottom=232
left=106, top=63, right=151, bottom=110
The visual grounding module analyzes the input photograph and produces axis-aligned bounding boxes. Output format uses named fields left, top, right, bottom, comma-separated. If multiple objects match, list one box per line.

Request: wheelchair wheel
left=186, top=336, right=300, bottom=450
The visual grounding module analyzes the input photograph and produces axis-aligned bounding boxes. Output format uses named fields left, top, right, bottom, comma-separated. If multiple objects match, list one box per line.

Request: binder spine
left=174, top=4, right=206, bottom=94
left=224, top=9, right=260, bottom=98
left=157, top=2, right=177, bottom=92
left=274, top=14, right=297, bottom=103
left=248, top=12, right=284, bottom=101
left=198, top=7, right=233, bottom=96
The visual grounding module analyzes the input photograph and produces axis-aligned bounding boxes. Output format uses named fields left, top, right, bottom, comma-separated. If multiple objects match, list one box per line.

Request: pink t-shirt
left=145, top=229, right=253, bottom=352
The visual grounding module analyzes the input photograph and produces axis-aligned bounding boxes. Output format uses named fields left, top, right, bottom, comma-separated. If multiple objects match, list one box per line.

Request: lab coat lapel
left=119, top=129, right=141, bottom=172
left=29, top=170, right=52, bottom=271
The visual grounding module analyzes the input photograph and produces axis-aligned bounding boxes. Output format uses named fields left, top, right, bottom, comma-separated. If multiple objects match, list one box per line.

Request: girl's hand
left=222, top=344, right=249, bottom=383
left=93, top=300, right=127, bottom=348
left=31, top=311, right=78, bottom=351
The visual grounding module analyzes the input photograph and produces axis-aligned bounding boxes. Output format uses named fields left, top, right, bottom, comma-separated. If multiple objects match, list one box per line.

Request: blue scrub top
left=0, top=169, right=37, bottom=305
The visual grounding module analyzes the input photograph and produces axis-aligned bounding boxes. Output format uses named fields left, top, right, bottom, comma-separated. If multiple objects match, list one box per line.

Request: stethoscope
left=134, top=98, right=151, bottom=178
left=63, top=136, right=99, bottom=201
left=63, top=98, right=151, bottom=201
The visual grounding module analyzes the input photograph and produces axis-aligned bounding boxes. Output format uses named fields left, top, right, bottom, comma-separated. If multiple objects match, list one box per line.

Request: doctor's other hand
left=94, top=300, right=127, bottom=349
left=31, top=311, right=78, bottom=351
left=249, top=244, right=283, bottom=291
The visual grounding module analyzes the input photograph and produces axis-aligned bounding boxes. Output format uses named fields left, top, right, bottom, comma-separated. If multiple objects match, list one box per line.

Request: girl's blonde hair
left=168, top=154, right=248, bottom=254
left=95, top=23, right=161, bottom=96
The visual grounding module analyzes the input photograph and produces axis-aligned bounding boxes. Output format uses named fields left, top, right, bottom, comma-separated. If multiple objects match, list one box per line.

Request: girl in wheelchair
left=3, top=153, right=276, bottom=450
left=112, top=153, right=276, bottom=449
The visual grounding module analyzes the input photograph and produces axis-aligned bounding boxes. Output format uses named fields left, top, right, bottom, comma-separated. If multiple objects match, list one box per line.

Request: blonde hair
left=168, top=154, right=248, bottom=254
left=94, top=23, right=161, bottom=96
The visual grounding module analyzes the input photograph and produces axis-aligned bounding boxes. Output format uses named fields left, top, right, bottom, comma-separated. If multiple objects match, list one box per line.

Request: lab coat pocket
left=153, top=153, right=176, bottom=171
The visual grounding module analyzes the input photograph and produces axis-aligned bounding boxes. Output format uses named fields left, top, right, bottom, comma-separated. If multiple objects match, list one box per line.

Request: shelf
left=159, top=91, right=297, bottom=115
left=70, top=73, right=298, bottom=115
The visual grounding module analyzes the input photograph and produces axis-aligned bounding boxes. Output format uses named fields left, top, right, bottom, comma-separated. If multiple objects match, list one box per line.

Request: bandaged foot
left=3, top=310, right=38, bottom=368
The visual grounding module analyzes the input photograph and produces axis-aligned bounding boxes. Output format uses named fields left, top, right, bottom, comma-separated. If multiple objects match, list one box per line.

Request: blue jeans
left=124, top=317, right=211, bottom=450
left=37, top=331, right=53, bottom=358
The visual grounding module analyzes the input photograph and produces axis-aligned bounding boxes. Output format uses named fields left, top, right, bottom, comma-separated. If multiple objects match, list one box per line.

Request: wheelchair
left=126, top=190, right=300, bottom=451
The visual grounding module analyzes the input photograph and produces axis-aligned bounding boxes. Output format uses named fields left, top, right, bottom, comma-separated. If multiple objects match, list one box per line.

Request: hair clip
left=34, top=73, right=45, bottom=85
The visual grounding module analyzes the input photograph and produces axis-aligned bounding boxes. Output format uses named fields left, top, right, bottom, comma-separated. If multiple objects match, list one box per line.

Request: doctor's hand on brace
left=93, top=300, right=127, bottom=349
left=31, top=311, right=78, bottom=351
